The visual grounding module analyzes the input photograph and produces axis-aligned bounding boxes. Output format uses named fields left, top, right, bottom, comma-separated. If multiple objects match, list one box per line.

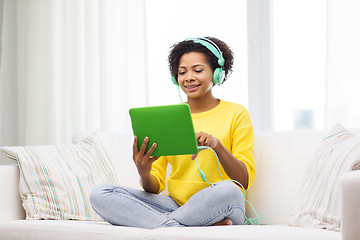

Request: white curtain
left=326, top=0, right=360, bottom=129
left=0, top=0, right=147, bottom=146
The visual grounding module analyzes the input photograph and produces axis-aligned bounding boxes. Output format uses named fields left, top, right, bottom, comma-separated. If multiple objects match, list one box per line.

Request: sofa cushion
left=0, top=220, right=148, bottom=240
left=0, top=133, right=118, bottom=221
left=0, top=221, right=341, bottom=240
left=289, top=124, right=360, bottom=230
left=148, top=225, right=341, bottom=240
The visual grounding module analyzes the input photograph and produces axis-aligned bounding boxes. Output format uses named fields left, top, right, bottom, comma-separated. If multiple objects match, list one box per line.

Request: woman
left=90, top=37, right=256, bottom=229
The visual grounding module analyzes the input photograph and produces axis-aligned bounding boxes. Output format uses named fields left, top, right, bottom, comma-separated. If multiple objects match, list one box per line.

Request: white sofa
left=0, top=129, right=359, bottom=240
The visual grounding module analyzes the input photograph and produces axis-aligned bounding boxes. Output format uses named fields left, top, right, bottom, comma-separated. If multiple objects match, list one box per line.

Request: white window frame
left=247, top=0, right=274, bottom=131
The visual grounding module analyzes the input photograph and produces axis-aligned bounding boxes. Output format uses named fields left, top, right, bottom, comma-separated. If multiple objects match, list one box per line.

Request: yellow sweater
left=149, top=100, right=256, bottom=206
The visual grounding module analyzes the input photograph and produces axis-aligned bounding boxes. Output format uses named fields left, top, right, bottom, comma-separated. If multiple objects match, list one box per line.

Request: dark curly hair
left=168, top=37, right=234, bottom=85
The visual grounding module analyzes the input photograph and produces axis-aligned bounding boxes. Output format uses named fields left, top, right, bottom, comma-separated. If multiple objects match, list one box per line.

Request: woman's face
left=177, top=52, right=214, bottom=100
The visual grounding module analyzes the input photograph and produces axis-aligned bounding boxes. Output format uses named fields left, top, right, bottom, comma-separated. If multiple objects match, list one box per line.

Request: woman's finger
left=145, top=142, right=157, bottom=158
left=133, top=136, right=139, bottom=153
left=191, top=153, right=199, bottom=160
left=198, top=134, right=209, bottom=146
left=204, top=135, right=213, bottom=146
left=139, top=136, right=149, bottom=154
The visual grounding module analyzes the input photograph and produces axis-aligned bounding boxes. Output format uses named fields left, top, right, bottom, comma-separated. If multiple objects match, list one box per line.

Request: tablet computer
left=129, top=104, right=198, bottom=156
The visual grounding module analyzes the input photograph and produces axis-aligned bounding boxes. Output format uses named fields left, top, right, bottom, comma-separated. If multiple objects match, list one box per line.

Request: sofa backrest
left=94, top=130, right=329, bottom=224
left=248, top=130, right=326, bottom=224
left=83, top=130, right=330, bottom=224
left=0, top=165, right=26, bottom=220
left=5, top=128, right=359, bottom=223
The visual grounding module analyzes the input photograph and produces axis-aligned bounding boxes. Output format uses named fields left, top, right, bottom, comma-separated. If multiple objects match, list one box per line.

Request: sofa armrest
left=0, top=165, right=26, bottom=220
left=341, top=170, right=360, bottom=240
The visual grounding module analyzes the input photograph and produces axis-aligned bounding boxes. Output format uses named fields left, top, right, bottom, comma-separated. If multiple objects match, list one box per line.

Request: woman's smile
left=184, top=83, right=201, bottom=92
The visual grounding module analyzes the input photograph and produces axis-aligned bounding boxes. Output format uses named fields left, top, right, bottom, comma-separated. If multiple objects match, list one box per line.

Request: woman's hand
left=132, top=136, right=159, bottom=178
left=192, top=132, right=249, bottom=189
left=195, top=131, right=219, bottom=148
left=191, top=131, right=220, bottom=160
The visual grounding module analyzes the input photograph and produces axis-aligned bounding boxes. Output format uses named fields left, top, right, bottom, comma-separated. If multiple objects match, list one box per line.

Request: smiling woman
left=89, top=36, right=255, bottom=228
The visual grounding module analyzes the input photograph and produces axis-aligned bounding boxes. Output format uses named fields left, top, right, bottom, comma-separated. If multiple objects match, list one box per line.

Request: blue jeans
left=90, top=181, right=245, bottom=229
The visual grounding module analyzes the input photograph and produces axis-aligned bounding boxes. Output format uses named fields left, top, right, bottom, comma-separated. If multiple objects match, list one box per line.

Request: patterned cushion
left=289, top=124, right=360, bottom=231
left=0, top=133, right=118, bottom=220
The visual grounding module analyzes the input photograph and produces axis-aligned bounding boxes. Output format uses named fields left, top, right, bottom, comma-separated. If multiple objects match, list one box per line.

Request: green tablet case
left=129, top=104, right=198, bottom=156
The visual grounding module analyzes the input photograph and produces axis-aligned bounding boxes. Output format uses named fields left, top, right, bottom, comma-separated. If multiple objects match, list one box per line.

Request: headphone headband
left=187, top=37, right=225, bottom=67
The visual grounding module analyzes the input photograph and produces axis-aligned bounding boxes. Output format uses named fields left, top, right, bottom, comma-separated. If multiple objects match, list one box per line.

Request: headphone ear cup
left=172, top=75, right=179, bottom=86
left=213, top=68, right=225, bottom=85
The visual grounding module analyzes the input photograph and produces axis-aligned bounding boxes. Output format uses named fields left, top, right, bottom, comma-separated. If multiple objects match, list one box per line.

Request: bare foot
left=211, top=218, right=233, bottom=226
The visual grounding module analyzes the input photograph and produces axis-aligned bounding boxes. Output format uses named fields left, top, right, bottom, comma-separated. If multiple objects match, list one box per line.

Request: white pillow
left=0, top=133, right=118, bottom=221
left=95, top=131, right=142, bottom=190
left=289, top=124, right=360, bottom=231
left=72, top=130, right=142, bottom=190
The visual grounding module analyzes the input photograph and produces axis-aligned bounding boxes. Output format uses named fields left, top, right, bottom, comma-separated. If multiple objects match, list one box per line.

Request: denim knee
left=89, top=184, right=115, bottom=209
left=212, top=181, right=245, bottom=204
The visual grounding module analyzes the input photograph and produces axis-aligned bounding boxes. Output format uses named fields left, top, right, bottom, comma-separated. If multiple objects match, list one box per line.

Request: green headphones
left=171, top=37, right=226, bottom=86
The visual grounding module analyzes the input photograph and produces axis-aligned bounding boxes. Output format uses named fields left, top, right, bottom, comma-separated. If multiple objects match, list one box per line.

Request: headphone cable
left=195, top=146, right=269, bottom=225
